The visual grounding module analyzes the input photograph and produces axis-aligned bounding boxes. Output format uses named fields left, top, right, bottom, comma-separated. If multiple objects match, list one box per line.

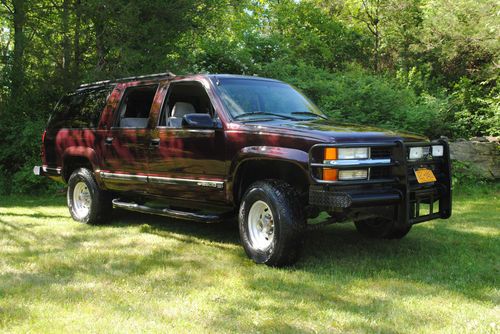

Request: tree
left=5, top=0, right=27, bottom=102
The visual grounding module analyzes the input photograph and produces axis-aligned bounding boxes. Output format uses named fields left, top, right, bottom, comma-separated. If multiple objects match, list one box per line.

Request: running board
left=112, top=199, right=231, bottom=223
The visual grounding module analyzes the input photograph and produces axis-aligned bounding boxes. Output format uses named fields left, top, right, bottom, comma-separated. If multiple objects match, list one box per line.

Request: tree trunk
left=374, top=22, right=379, bottom=72
left=61, top=0, right=71, bottom=90
left=372, top=0, right=380, bottom=72
left=94, top=13, right=107, bottom=73
left=73, top=0, right=81, bottom=83
left=11, top=0, right=26, bottom=102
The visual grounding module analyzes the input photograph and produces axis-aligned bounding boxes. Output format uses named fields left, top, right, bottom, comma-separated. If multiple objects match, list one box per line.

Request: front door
left=100, top=84, right=159, bottom=193
left=147, top=80, right=226, bottom=204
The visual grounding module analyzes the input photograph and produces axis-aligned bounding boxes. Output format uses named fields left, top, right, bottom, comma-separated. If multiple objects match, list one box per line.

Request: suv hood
left=237, top=118, right=427, bottom=142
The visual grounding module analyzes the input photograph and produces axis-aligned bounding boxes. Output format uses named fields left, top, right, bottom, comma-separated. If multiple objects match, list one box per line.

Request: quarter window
left=48, top=87, right=112, bottom=129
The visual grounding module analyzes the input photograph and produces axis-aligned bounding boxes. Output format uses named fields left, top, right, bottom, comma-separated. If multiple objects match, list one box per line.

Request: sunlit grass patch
left=0, top=184, right=498, bottom=333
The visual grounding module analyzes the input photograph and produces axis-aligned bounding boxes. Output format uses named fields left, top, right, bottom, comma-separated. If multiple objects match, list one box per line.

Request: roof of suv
left=77, top=72, right=176, bottom=91
left=206, top=74, right=281, bottom=83
left=77, top=72, right=281, bottom=92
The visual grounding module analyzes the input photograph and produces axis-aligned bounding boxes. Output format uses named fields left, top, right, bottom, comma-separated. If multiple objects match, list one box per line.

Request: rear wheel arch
left=62, top=155, right=94, bottom=182
left=61, top=147, right=101, bottom=182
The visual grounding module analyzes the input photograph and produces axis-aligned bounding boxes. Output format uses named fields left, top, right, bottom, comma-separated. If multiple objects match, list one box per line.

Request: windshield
left=214, top=77, right=326, bottom=120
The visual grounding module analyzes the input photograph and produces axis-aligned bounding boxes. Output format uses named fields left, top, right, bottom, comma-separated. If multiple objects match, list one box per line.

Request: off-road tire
left=354, top=218, right=411, bottom=239
left=67, top=168, right=112, bottom=224
left=239, top=180, right=305, bottom=267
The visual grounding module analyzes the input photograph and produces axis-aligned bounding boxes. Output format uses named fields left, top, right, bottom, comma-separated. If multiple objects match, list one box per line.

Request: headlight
left=409, top=146, right=433, bottom=160
left=432, top=145, right=444, bottom=157
left=338, top=169, right=368, bottom=180
left=338, top=147, right=369, bottom=160
left=409, top=147, right=423, bottom=160
left=322, top=147, right=369, bottom=181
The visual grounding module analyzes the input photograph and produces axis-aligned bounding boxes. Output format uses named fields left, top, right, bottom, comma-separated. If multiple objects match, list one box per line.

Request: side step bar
left=112, top=199, right=232, bottom=223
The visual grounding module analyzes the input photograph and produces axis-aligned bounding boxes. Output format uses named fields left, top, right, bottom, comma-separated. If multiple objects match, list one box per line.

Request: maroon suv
left=34, top=72, right=452, bottom=266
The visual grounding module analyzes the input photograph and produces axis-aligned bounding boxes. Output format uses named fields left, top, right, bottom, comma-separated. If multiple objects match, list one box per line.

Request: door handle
left=104, top=137, right=114, bottom=145
left=150, top=138, right=160, bottom=147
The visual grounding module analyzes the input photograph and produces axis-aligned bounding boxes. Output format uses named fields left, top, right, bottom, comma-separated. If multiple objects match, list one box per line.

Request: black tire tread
left=239, top=179, right=305, bottom=267
left=67, top=168, right=112, bottom=224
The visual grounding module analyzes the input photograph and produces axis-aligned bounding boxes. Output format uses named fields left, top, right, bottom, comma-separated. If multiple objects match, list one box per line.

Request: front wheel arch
left=232, top=158, right=309, bottom=205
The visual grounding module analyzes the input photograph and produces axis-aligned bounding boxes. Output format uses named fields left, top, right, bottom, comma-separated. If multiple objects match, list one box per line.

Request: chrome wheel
left=248, top=200, right=275, bottom=250
left=73, top=181, right=91, bottom=219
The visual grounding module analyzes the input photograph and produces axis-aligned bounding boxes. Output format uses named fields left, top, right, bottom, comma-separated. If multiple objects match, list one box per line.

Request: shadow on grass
left=111, top=208, right=241, bottom=246
left=0, top=212, right=69, bottom=219
left=108, top=201, right=498, bottom=304
left=0, top=192, right=498, bottom=332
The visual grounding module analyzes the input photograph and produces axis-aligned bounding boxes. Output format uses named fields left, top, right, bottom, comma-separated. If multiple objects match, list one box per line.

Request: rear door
left=146, top=80, right=227, bottom=203
left=100, top=83, right=159, bottom=193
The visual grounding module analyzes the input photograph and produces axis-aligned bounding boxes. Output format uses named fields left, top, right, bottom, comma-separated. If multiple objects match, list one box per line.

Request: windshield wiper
left=291, top=111, right=327, bottom=119
left=233, top=111, right=298, bottom=121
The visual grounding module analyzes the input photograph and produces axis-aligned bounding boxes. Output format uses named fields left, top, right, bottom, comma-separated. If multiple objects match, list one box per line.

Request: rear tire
left=354, top=218, right=411, bottom=239
left=239, top=180, right=305, bottom=267
left=67, top=168, right=112, bottom=224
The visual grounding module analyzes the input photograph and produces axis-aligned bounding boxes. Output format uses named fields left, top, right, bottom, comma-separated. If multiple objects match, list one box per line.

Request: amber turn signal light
left=323, top=168, right=338, bottom=181
left=324, top=147, right=337, bottom=160
left=323, top=148, right=338, bottom=181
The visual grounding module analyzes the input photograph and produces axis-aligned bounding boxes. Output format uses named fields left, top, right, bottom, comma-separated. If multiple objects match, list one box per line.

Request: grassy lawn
left=0, top=185, right=498, bottom=333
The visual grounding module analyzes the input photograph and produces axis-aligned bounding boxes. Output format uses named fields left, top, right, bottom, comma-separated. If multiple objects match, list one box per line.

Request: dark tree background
left=0, top=0, right=498, bottom=193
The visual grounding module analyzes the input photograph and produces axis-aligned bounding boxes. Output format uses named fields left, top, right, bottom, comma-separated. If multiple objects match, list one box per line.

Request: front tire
left=67, top=168, right=112, bottom=224
left=354, top=218, right=411, bottom=239
left=239, top=180, right=305, bottom=267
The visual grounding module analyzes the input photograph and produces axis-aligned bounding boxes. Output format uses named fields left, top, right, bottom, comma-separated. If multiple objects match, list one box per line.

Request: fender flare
left=62, top=146, right=101, bottom=176
left=228, top=146, right=310, bottom=201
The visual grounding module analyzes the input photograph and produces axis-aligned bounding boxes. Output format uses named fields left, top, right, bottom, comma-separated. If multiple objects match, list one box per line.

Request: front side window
left=214, top=78, right=325, bottom=121
left=159, top=82, right=214, bottom=128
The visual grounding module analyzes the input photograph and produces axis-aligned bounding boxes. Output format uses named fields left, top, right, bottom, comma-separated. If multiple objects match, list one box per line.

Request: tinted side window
left=115, top=85, right=158, bottom=128
left=48, top=87, right=112, bottom=129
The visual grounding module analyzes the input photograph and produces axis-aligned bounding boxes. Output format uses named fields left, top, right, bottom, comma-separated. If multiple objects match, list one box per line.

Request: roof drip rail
left=78, top=71, right=176, bottom=89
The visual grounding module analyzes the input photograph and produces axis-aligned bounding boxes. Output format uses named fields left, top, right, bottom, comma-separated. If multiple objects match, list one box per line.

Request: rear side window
left=114, top=85, right=158, bottom=128
left=48, top=87, right=112, bottom=129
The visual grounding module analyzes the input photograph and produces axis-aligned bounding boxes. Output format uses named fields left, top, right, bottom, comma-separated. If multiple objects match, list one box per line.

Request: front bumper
left=308, top=140, right=452, bottom=226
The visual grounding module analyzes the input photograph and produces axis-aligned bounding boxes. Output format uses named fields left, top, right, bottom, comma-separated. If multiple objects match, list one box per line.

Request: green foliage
left=451, top=160, right=492, bottom=187
left=10, top=161, right=58, bottom=194
left=449, top=77, right=500, bottom=138
left=262, top=62, right=449, bottom=137
left=0, top=0, right=498, bottom=193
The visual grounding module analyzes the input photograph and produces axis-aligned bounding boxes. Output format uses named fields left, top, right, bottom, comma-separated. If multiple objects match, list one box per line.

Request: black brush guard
left=308, top=139, right=452, bottom=227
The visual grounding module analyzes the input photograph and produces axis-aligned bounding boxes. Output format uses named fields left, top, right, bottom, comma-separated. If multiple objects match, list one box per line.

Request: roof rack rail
left=78, top=71, right=176, bottom=89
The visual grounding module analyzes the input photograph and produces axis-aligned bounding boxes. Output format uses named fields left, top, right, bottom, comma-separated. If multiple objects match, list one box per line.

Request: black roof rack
left=78, top=71, right=176, bottom=89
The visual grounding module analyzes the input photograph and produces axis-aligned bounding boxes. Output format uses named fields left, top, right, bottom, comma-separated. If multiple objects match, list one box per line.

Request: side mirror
left=182, top=113, right=217, bottom=129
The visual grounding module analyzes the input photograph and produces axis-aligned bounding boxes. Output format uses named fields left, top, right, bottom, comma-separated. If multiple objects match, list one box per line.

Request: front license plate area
left=414, top=168, right=437, bottom=183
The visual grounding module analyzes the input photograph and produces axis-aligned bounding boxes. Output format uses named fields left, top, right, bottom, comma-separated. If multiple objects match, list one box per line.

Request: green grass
left=0, top=185, right=499, bottom=333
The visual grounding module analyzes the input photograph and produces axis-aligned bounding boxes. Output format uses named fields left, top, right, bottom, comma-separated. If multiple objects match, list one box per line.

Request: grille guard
left=308, top=139, right=452, bottom=226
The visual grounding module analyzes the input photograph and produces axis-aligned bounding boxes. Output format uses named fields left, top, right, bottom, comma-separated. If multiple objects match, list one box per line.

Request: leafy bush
left=449, top=77, right=499, bottom=138
left=451, top=160, right=490, bottom=187
left=10, top=156, right=62, bottom=195
left=0, top=113, right=57, bottom=195
left=261, top=62, right=450, bottom=138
